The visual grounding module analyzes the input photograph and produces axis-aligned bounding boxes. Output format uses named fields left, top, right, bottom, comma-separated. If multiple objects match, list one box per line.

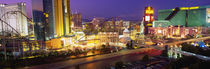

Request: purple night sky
left=0, top=0, right=210, bottom=20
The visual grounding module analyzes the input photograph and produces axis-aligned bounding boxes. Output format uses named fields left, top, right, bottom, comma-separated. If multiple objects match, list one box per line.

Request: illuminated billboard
left=144, top=6, right=154, bottom=27
left=145, top=6, right=154, bottom=14
left=207, top=8, right=210, bottom=23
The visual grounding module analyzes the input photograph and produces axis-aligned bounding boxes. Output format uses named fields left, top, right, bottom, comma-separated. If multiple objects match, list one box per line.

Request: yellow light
left=28, top=56, right=36, bottom=59
left=172, top=9, right=175, bottom=11
left=190, top=6, right=199, bottom=10
left=145, top=6, right=154, bottom=14
left=134, top=46, right=138, bottom=49
left=45, top=14, right=49, bottom=18
left=147, top=23, right=153, bottom=26
left=180, top=7, right=189, bottom=10
left=174, top=6, right=199, bottom=11
left=146, top=10, right=154, bottom=14
left=151, top=16, right=154, bottom=21
left=148, top=7, right=151, bottom=10
left=207, top=43, right=209, bottom=46
left=191, top=42, right=194, bottom=45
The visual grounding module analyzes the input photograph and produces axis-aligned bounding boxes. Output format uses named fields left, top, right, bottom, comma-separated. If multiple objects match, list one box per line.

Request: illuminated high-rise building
left=31, top=0, right=45, bottom=41
left=54, top=0, right=64, bottom=37
left=42, top=0, right=71, bottom=40
left=32, top=10, right=46, bottom=41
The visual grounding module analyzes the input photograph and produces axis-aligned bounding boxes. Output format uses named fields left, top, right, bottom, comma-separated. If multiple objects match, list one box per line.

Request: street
left=22, top=48, right=158, bottom=69
left=65, top=52, right=145, bottom=69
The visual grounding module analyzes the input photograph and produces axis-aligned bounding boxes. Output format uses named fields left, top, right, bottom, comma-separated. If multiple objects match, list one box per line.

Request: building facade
left=148, top=26, right=202, bottom=38
left=32, top=10, right=46, bottom=41
left=98, top=32, right=119, bottom=45
left=71, top=13, right=82, bottom=31
left=0, top=2, right=45, bottom=57
left=43, top=0, right=71, bottom=40
left=0, top=3, right=29, bottom=36
left=119, top=28, right=131, bottom=44
left=158, top=5, right=210, bottom=27
left=91, top=17, right=105, bottom=29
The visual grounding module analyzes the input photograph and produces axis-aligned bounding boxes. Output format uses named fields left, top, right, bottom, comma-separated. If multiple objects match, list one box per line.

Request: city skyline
left=0, top=0, right=210, bottom=69
left=0, top=0, right=210, bottom=20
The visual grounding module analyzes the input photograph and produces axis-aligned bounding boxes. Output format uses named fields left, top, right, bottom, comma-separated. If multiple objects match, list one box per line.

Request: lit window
left=145, top=16, right=150, bottom=21
left=185, top=29, right=189, bottom=35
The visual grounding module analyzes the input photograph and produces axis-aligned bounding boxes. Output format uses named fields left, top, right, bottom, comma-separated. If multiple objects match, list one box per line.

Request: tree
left=142, top=55, right=149, bottom=62
left=189, top=63, right=199, bottom=69
left=126, top=41, right=134, bottom=49
left=74, top=49, right=82, bottom=56
left=161, top=50, right=168, bottom=57
left=126, top=42, right=130, bottom=49
left=102, top=44, right=106, bottom=49
left=115, top=61, right=124, bottom=69
left=100, top=44, right=111, bottom=54
left=181, top=43, right=199, bottom=54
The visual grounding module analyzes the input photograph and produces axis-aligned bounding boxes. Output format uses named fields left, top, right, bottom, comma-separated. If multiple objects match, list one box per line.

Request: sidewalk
left=21, top=48, right=153, bottom=69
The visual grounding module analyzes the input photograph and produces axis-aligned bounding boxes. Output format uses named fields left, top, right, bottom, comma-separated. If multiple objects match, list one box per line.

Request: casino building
left=31, top=0, right=72, bottom=50
left=148, top=5, right=210, bottom=38
left=41, top=0, right=71, bottom=40
left=157, top=5, right=210, bottom=27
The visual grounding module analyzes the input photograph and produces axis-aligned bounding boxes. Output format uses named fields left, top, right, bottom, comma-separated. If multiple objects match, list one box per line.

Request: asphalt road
left=160, top=36, right=210, bottom=47
left=65, top=52, right=146, bottom=69
left=177, top=51, right=210, bottom=61
left=22, top=48, right=155, bottom=69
